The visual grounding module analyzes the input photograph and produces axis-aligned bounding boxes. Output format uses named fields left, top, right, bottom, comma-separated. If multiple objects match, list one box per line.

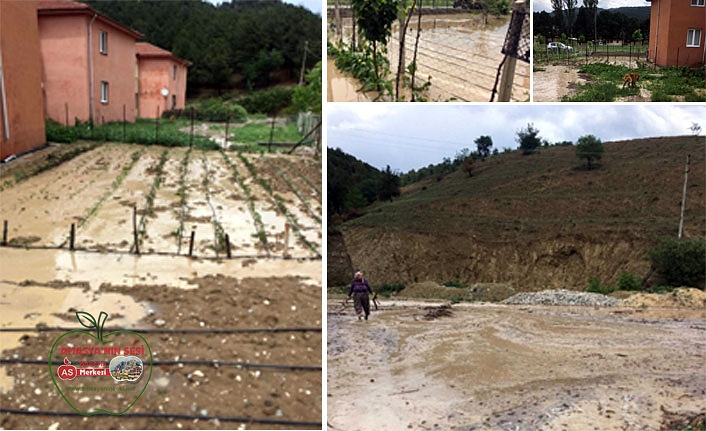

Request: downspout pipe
left=88, top=13, right=97, bottom=125
left=653, top=0, right=660, bottom=64
left=0, top=48, right=10, bottom=142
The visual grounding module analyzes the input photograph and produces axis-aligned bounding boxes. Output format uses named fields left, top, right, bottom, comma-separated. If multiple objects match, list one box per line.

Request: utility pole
left=678, top=154, right=690, bottom=239
left=299, top=41, right=309, bottom=86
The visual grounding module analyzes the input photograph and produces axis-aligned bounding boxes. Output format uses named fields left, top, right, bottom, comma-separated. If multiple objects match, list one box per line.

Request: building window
left=687, top=29, right=702, bottom=47
left=691, top=0, right=704, bottom=6
left=173, top=65, right=177, bottom=80
left=100, top=81, right=109, bottom=104
left=99, top=31, right=108, bottom=54
left=171, top=95, right=177, bottom=110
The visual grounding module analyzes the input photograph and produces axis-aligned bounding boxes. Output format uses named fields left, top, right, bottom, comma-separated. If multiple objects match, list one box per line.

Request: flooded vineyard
left=328, top=13, right=530, bottom=102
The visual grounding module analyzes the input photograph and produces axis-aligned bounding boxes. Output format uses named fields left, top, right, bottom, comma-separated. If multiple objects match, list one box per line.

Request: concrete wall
left=38, top=14, right=90, bottom=124
left=137, top=58, right=188, bottom=119
left=649, top=0, right=706, bottom=66
left=0, top=0, right=46, bottom=159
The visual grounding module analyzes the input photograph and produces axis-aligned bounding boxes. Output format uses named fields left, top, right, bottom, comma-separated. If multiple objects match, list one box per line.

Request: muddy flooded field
left=0, top=143, right=321, bottom=258
left=0, top=142, right=323, bottom=429
left=328, top=13, right=530, bottom=102
left=327, top=299, right=706, bottom=430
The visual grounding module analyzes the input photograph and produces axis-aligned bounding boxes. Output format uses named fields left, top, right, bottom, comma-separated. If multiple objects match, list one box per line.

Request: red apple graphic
left=49, top=311, right=152, bottom=416
left=57, top=358, right=77, bottom=381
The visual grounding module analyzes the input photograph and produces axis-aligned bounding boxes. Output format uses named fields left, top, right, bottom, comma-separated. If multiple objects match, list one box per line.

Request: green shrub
left=45, top=119, right=77, bottom=143
left=587, top=277, right=614, bottom=295
left=649, top=238, right=706, bottom=288
left=235, top=87, right=295, bottom=115
left=442, top=280, right=466, bottom=288
left=617, top=272, right=643, bottom=291
left=374, top=283, right=405, bottom=297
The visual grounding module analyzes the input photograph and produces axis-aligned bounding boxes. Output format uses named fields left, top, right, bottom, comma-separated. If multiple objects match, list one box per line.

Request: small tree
left=649, top=238, right=706, bottom=288
left=462, top=156, right=474, bottom=177
left=474, top=136, right=493, bottom=160
left=350, top=0, right=398, bottom=91
left=378, top=165, right=400, bottom=201
left=516, top=123, right=541, bottom=155
left=631, top=29, right=643, bottom=45
left=575, top=134, right=603, bottom=170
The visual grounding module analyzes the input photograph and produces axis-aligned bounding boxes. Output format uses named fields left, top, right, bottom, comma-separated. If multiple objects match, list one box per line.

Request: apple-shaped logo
left=49, top=311, right=152, bottom=416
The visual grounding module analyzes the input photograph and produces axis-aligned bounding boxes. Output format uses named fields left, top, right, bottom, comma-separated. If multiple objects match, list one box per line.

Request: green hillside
left=330, top=136, right=705, bottom=291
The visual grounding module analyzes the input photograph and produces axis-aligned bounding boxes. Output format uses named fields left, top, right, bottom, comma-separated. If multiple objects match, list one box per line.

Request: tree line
left=86, top=0, right=322, bottom=92
left=534, top=7, right=649, bottom=44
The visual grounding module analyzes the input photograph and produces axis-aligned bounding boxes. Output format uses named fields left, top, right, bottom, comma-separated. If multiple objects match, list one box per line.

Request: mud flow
left=327, top=300, right=706, bottom=431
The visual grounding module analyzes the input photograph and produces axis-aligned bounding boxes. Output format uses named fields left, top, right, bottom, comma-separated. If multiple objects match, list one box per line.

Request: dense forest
left=86, top=0, right=322, bottom=92
left=534, top=7, right=649, bottom=42
left=328, top=148, right=403, bottom=221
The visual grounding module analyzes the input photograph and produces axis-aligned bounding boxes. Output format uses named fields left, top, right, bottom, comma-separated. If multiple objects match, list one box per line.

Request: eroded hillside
left=329, top=136, right=705, bottom=290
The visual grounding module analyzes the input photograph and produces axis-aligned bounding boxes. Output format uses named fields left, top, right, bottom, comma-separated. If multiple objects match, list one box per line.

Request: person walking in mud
left=347, top=271, right=375, bottom=321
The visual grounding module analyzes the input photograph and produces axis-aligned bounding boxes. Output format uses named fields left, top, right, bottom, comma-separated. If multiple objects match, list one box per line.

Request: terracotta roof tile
left=136, top=42, right=191, bottom=66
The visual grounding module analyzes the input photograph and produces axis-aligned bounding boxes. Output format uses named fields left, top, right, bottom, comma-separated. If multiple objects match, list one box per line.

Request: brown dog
left=622, top=73, right=639, bottom=88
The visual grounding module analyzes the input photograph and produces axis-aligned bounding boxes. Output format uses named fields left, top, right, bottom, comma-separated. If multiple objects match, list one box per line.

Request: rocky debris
left=423, top=304, right=454, bottom=320
left=503, top=289, right=622, bottom=307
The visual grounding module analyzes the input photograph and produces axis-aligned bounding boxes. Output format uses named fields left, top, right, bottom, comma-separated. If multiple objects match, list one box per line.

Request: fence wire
left=501, top=9, right=530, bottom=63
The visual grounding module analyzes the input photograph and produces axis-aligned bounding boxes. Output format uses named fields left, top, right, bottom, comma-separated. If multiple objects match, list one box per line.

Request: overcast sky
left=327, top=104, right=706, bottom=172
left=205, top=0, right=321, bottom=14
left=534, top=0, right=649, bottom=12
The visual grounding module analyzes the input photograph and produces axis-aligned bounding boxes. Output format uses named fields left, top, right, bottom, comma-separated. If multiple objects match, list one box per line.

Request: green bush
left=617, top=272, right=643, bottom=291
left=649, top=238, right=706, bottom=288
left=586, top=277, right=614, bottom=295
left=442, top=280, right=466, bottom=288
left=45, top=120, right=77, bottom=143
left=235, top=87, right=295, bottom=115
left=374, top=283, right=405, bottom=297
left=175, top=99, right=248, bottom=123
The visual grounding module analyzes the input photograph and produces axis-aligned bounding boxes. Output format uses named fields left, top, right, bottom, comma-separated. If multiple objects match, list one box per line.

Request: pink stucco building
left=136, top=42, right=191, bottom=119
left=646, top=0, right=706, bottom=67
left=1, top=0, right=47, bottom=159
left=37, top=0, right=142, bottom=124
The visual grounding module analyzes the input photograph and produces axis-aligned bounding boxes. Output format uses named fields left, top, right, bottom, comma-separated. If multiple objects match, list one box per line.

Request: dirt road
left=327, top=300, right=706, bottom=430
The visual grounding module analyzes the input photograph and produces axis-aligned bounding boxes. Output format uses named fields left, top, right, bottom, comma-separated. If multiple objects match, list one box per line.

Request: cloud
left=327, top=105, right=706, bottom=172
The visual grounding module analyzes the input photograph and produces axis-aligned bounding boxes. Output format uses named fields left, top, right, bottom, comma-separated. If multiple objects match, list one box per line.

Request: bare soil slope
left=331, top=136, right=705, bottom=291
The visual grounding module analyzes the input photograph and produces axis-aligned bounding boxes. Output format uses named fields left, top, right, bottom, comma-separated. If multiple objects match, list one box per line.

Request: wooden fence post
left=70, top=223, right=75, bottom=251
left=284, top=223, right=290, bottom=258
left=498, top=1, right=525, bottom=102
left=188, top=228, right=195, bottom=257
left=133, top=205, right=140, bottom=255
left=225, top=233, right=231, bottom=259
left=2, top=220, right=7, bottom=246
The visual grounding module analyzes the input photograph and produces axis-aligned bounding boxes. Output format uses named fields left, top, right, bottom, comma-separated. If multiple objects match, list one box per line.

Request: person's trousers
left=353, top=292, right=370, bottom=317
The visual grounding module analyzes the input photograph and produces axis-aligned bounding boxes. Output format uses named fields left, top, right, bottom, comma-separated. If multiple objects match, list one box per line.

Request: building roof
left=136, top=42, right=192, bottom=66
left=37, top=0, right=143, bottom=39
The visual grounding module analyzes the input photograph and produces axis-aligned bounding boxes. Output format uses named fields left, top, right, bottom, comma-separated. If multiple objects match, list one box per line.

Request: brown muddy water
left=328, top=13, right=530, bottom=102
left=327, top=299, right=706, bottom=430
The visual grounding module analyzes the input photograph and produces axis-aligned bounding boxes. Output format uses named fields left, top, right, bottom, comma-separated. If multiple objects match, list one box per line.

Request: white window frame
left=687, top=29, right=702, bottom=47
left=99, top=31, right=108, bottom=54
left=100, top=81, right=109, bottom=104
left=691, top=0, right=704, bottom=7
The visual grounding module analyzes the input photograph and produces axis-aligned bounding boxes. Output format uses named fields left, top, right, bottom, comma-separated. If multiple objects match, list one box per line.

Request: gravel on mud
left=503, top=289, right=622, bottom=307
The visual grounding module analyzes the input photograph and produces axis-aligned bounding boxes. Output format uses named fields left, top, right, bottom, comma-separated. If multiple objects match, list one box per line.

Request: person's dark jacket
left=349, top=278, right=372, bottom=296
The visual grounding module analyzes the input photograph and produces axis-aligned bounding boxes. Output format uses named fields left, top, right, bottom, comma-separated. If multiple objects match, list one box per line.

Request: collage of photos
left=0, top=0, right=704, bottom=431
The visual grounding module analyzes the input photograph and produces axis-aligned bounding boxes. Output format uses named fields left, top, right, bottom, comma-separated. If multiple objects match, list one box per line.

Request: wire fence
left=534, top=43, right=650, bottom=66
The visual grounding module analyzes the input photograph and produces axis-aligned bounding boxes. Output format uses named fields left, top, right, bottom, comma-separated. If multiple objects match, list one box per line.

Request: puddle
left=0, top=248, right=321, bottom=290
left=327, top=57, right=375, bottom=102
